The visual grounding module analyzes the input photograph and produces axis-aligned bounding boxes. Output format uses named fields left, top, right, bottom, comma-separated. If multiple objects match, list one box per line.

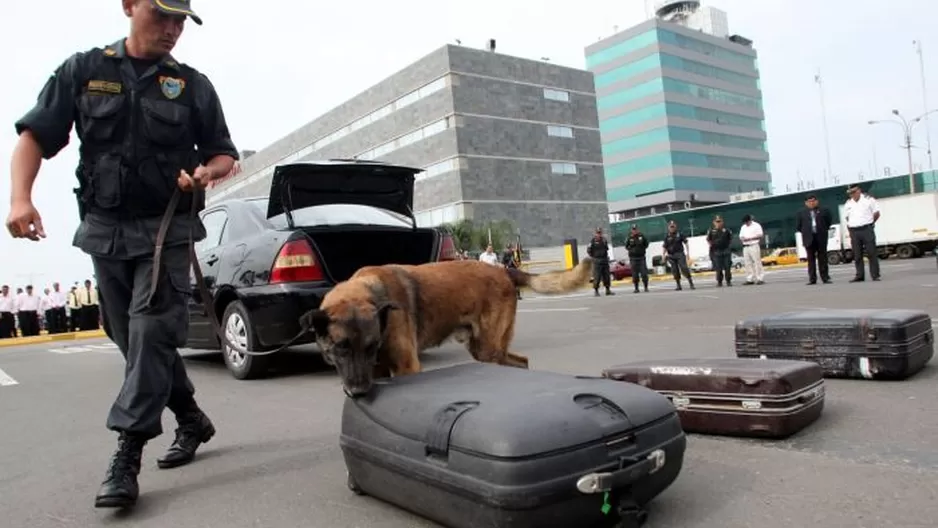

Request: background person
left=662, top=221, right=695, bottom=291
left=843, top=184, right=881, bottom=282
left=587, top=228, right=614, bottom=296
left=624, top=224, right=649, bottom=293
left=796, top=193, right=833, bottom=285
left=739, top=215, right=765, bottom=285
left=706, top=215, right=734, bottom=287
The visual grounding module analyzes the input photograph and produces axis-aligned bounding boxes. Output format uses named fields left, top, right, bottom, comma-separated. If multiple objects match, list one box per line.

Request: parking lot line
left=0, top=367, right=18, bottom=386
left=517, top=307, right=590, bottom=313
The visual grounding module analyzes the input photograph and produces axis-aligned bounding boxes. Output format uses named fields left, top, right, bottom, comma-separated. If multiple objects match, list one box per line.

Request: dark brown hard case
left=735, top=309, right=934, bottom=380
left=602, top=358, right=825, bottom=439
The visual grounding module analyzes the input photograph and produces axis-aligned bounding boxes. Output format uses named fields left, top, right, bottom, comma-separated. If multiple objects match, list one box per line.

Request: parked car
left=689, top=254, right=745, bottom=273
left=185, top=160, right=457, bottom=380
left=610, top=259, right=633, bottom=281
left=761, top=247, right=799, bottom=267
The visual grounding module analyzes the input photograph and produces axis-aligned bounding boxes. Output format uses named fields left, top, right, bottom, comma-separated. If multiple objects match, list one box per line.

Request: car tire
left=220, top=301, right=271, bottom=380
left=827, top=252, right=842, bottom=265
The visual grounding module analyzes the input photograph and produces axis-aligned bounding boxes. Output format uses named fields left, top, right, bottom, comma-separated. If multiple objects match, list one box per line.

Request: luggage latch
left=575, top=449, right=666, bottom=494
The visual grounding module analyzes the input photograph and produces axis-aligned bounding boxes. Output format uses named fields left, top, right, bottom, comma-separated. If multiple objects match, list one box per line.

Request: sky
left=2, top=0, right=936, bottom=288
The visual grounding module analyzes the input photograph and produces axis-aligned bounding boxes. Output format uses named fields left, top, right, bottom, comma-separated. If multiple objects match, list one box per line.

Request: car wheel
left=220, top=301, right=271, bottom=380
left=827, top=252, right=842, bottom=265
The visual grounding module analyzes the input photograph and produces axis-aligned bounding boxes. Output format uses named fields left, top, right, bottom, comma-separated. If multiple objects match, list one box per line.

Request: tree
left=437, top=218, right=517, bottom=254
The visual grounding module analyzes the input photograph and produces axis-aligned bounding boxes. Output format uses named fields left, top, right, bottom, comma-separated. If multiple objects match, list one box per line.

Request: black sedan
left=186, top=160, right=457, bottom=380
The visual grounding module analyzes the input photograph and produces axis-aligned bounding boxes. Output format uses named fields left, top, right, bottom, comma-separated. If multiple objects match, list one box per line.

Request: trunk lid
left=266, top=160, right=420, bottom=226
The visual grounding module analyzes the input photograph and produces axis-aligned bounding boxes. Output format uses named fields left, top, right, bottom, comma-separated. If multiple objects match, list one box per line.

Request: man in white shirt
left=478, top=245, right=500, bottom=266
left=16, top=285, right=41, bottom=336
left=738, top=214, right=765, bottom=285
left=0, top=284, right=16, bottom=338
left=843, top=184, right=881, bottom=282
left=49, top=282, right=68, bottom=334
left=40, top=288, right=54, bottom=334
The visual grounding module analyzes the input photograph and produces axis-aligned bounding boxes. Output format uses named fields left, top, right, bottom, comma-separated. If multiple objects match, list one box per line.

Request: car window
left=247, top=199, right=412, bottom=229
left=197, top=210, right=228, bottom=253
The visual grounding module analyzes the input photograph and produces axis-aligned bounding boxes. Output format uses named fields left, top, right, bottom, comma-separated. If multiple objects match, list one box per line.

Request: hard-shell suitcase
left=601, top=358, right=825, bottom=438
left=340, top=362, right=687, bottom=528
left=734, top=309, right=934, bottom=380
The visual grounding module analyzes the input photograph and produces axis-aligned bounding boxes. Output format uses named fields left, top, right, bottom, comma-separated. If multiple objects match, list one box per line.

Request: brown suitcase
left=601, top=358, right=825, bottom=439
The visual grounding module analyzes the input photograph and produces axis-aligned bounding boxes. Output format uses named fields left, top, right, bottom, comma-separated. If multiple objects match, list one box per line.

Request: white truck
left=797, top=192, right=938, bottom=265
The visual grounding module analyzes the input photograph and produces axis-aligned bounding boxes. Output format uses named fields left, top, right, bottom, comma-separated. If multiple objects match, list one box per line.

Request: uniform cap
left=151, top=0, right=202, bottom=25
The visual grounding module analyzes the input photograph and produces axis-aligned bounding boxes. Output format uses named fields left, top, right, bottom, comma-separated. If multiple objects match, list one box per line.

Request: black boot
left=94, top=433, right=147, bottom=508
left=157, top=410, right=216, bottom=470
left=643, top=282, right=649, bottom=292
left=633, top=284, right=640, bottom=293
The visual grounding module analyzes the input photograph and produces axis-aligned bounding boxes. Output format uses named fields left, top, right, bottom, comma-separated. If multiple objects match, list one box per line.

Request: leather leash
left=147, top=184, right=312, bottom=358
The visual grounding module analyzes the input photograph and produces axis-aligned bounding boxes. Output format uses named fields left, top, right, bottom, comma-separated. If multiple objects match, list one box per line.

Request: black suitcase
left=735, top=309, right=934, bottom=380
left=340, top=363, right=686, bottom=528
left=602, top=358, right=825, bottom=438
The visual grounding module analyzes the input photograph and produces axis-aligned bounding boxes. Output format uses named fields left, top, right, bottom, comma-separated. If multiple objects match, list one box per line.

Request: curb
left=0, top=329, right=107, bottom=349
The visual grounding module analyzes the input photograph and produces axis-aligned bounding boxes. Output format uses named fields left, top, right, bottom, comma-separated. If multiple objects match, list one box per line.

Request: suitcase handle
left=576, top=449, right=666, bottom=494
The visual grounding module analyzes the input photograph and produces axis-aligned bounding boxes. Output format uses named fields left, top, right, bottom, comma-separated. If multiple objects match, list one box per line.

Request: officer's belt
left=149, top=187, right=315, bottom=358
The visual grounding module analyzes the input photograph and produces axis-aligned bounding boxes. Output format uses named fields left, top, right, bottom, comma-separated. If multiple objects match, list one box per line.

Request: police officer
left=6, top=0, right=238, bottom=509
left=502, top=243, right=522, bottom=299
left=661, top=221, right=695, bottom=291
left=624, top=224, right=649, bottom=293
left=587, top=228, right=614, bottom=296
left=705, top=215, right=734, bottom=287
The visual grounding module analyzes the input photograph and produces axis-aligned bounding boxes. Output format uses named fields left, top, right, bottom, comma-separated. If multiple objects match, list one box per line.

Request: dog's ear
left=375, top=302, right=400, bottom=334
left=301, top=309, right=331, bottom=336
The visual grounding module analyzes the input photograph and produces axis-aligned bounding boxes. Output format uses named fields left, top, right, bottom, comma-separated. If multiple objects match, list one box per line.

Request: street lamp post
left=868, top=108, right=938, bottom=194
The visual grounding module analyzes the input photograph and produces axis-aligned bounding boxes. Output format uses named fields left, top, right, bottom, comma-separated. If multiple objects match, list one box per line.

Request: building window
left=547, top=125, right=574, bottom=138
left=550, top=162, right=577, bottom=174
left=543, top=88, right=570, bottom=102
left=415, top=204, right=461, bottom=227
left=208, top=76, right=449, bottom=203
left=416, top=158, right=459, bottom=182
left=359, top=117, right=452, bottom=161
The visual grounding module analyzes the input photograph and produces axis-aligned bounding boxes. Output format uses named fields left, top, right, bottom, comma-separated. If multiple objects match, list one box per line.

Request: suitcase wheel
left=347, top=472, right=365, bottom=496
left=614, top=498, right=648, bottom=528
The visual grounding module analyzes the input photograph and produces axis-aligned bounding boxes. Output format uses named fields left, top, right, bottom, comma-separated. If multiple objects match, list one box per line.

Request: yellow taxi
left=761, top=247, right=800, bottom=266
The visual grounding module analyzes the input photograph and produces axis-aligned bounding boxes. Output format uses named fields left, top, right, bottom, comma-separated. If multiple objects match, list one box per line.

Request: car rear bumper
left=239, top=282, right=333, bottom=349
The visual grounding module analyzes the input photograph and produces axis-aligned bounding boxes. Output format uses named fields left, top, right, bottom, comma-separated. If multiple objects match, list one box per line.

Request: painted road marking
left=0, top=367, right=18, bottom=386
left=518, top=307, right=589, bottom=313
left=49, top=347, right=93, bottom=354
left=48, top=343, right=117, bottom=354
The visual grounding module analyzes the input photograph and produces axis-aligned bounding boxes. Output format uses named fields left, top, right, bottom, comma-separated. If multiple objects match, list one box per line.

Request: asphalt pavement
left=1, top=257, right=937, bottom=528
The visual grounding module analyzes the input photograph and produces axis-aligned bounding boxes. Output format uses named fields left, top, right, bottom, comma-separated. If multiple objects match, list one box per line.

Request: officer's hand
left=5, top=200, right=45, bottom=241
left=178, top=166, right=213, bottom=192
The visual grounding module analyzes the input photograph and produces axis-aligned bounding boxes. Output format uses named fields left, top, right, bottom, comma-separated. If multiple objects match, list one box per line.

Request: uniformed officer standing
left=6, top=0, right=238, bottom=509
left=705, top=215, right=734, bottom=287
left=624, top=224, right=649, bottom=293
left=587, top=228, right=614, bottom=296
left=661, top=221, right=695, bottom=290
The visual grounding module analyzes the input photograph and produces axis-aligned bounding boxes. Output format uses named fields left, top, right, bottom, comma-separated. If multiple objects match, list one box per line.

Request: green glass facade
left=610, top=170, right=938, bottom=249
left=586, top=22, right=771, bottom=209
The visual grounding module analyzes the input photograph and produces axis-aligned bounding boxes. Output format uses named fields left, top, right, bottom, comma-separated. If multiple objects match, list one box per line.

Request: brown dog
left=302, top=257, right=594, bottom=397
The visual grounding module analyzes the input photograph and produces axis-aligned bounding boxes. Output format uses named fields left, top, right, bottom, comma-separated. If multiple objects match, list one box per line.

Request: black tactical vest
left=708, top=228, right=731, bottom=250
left=74, top=48, right=200, bottom=218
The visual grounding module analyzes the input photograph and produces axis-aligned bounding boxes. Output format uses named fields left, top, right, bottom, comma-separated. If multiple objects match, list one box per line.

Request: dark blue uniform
left=14, top=38, right=238, bottom=506
left=624, top=231, right=649, bottom=292
left=706, top=226, right=734, bottom=286
left=587, top=235, right=613, bottom=295
left=663, top=230, right=695, bottom=290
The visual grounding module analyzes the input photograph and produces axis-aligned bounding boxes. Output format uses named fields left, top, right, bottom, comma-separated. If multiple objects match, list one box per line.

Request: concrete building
left=584, top=1, right=772, bottom=221
left=208, top=42, right=609, bottom=248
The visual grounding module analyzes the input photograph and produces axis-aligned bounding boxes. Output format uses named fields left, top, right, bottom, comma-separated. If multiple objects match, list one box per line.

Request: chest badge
left=159, top=76, right=186, bottom=100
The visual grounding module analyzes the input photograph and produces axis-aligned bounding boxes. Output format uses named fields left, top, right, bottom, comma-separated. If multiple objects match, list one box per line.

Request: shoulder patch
left=159, top=76, right=186, bottom=99
left=103, top=48, right=117, bottom=56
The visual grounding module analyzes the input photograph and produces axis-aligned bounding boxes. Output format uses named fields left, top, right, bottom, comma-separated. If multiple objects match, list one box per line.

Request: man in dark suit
left=795, top=194, right=833, bottom=285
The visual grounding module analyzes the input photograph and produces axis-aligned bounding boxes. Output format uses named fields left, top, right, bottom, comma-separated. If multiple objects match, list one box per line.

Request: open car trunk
left=304, top=226, right=438, bottom=282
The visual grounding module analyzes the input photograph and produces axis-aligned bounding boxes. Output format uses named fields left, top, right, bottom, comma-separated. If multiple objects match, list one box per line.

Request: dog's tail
left=507, top=257, right=594, bottom=294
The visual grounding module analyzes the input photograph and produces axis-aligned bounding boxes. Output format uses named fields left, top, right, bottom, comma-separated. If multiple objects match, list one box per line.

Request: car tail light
left=271, top=239, right=324, bottom=283
left=437, top=233, right=457, bottom=261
